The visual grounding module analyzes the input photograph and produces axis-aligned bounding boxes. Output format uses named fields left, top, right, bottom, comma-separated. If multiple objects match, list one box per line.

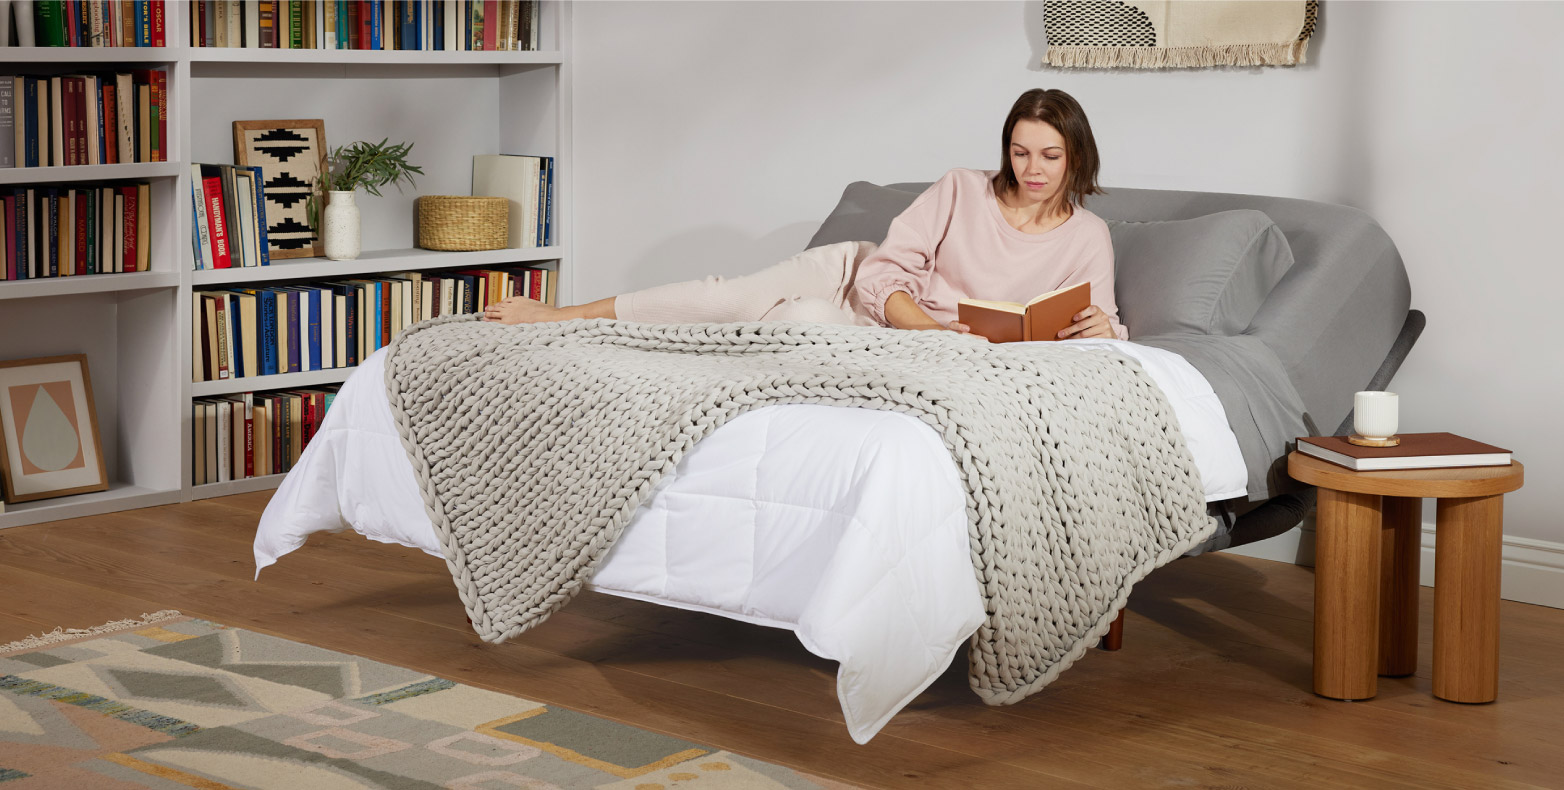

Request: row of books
left=1, top=71, right=171, bottom=168
left=0, top=182, right=150, bottom=280
left=190, top=0, right=540, bottom=51
left=5, top=0, right=168, bottom=47
left=472, top=153, right=554, bottom=249
left=190, top=163, right=271, bottom=270
left=192, top=387, right=340, bottom=485
left=192, top=265, right=557, bottom=382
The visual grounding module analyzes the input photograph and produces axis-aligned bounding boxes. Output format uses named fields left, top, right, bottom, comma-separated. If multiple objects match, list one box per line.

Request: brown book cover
left=957, top=282, right=1091, bottom=343
left=1297, top=432, right=1511, bottom=471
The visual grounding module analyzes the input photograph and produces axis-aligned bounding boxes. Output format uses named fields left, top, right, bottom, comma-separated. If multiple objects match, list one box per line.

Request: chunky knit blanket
left=383, top=316, right=1214, bottom=705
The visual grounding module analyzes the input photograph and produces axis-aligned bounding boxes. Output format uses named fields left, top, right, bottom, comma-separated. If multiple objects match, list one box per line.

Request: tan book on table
left=957, top=282, right=1091, bottom=344
left=1297, top=433, right=1511, bottom=471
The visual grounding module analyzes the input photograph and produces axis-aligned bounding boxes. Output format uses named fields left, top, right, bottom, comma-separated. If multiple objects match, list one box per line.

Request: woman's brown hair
left=991, top=89, right=1102, bottom=210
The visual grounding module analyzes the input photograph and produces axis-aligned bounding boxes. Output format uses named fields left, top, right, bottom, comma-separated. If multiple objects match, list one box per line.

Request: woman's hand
left=1057, top=305, right=1116, bottom=340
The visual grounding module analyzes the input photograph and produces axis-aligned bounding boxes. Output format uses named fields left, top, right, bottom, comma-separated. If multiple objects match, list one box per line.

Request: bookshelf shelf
left=191, top=246, right=564, bottom=286
left=192, top=368, right=355, bottom=398
left=190, top=474, right=288, bottom=501
left=0, top=271, right=180, bottom=300
left=1, top=1, right=571, bottom=526
left=0, top=161, right=184, bottom=185
left=0, top=484, right=182, bottom=529
left=184, top=49, right=563, bottom=67
left=0, top=48, right=176, bottom=64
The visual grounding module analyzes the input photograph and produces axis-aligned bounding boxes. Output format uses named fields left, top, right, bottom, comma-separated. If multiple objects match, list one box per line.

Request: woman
left=483, top=88, right=1127, bottom=341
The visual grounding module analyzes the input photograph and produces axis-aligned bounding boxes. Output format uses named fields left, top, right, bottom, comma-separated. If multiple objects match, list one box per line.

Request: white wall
left=573, top=1, right=1563, bottom=544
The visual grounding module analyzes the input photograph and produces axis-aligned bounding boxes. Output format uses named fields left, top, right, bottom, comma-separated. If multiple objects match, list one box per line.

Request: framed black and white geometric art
left=233, top=119, right=328, bottom=260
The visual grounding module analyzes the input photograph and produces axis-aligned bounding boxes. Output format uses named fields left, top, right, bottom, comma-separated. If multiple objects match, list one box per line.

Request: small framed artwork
left=234, top=119, right=328, bottom=259
left=0, top=355, right=108, bottom=504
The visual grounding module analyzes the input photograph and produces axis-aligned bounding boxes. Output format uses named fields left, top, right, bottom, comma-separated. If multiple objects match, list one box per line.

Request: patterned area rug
left=0, top=612, right=856, bottom=789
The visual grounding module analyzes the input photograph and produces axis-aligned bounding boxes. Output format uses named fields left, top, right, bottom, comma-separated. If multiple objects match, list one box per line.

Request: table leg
left=1314, top=488, right=1383, bottom=700
left=1379, top=496, right=1422, bottom=677
left=1434, top=494, right=1504, bottom=703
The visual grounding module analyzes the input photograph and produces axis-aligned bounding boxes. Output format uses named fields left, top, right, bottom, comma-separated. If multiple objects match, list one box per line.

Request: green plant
left=308, top=138, right=425, bottom=229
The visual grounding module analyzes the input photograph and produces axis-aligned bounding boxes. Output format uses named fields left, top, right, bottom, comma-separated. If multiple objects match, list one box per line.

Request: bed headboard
left=808, top=181, right=1414, bottom=440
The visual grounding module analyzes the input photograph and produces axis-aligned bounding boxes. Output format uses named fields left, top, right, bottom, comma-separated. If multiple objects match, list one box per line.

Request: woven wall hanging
left=1043, top=0, right=1318, bottom=69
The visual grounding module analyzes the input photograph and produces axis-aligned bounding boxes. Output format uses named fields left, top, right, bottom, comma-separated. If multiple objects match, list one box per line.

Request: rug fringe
left=1045, top=40, right=1309, bottom=69
left=0, top=610, right=185, bottom=653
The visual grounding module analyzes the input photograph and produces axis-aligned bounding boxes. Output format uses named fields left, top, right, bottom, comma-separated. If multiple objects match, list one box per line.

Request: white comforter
left=254, top=338, right=1246, bottom=743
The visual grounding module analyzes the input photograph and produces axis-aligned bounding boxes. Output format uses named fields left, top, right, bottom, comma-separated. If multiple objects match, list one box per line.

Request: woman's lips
left=1025, top=181, right=1046, bottom=189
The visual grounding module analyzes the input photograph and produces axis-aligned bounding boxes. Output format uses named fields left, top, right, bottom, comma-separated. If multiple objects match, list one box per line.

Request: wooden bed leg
left=1100, top=609, right=1125, bottom=651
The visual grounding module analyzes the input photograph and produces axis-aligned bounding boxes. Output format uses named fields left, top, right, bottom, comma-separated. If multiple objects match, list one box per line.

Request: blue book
left=21, top=79, right=38, bottom=168
left=286, top=289, right=302, bottom=373
left=544, top=157, right=555, bottom=247
left=371, top=281, right=383, bottom=351
left=370, top=1, right=382, bottom=50
left=133, top=1, right=146, bottom=47
left=307, top=288, right=322, bottom=372
left=95, top=87, right=106, bottom=164
left=432, top=0, right=443, bottom=50
left=400, top=0, right=418, bottom=50
left=535, top=158, right=547, bottom=247
left=248, top=166, right=271, bottom=266
left=44, top=188, right=58, bottom=277
left=226, top=294, right=245, bottom=378
left=338, top=0, right=350, bottom=49
left=258, top=289, right=279, bottom=376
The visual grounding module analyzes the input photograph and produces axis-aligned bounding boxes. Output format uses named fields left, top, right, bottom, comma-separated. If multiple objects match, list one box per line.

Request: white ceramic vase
left=323, top=190, right=361, bottom=261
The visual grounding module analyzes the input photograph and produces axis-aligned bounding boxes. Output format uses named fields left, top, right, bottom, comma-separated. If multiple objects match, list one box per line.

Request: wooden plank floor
left=2, top=492, right=1560, bottom=789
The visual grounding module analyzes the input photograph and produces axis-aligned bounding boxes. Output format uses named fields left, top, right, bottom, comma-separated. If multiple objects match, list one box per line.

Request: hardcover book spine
left=75, top=189, right=89, bottom=275
left=249, top=166, right=271, bottom=266
left=122, top=185, right=138, bottom=272
left=0, top=81, right=14, bottom=169
left=308, top=288, right=322, bottom=371
left=287, top=289, right=301, bottom=373
left=342, top=286, right=358, bottom=366
left=22, top=78, right=38, bottom=168
left=151, top=0, right=166, bottom=46
left=202, top=173, right=232, bottom=268
left=259, top=291, right=278, bottom=376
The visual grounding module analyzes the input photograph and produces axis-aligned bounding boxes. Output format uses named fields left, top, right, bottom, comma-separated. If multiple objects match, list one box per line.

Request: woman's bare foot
left=482, top=297, right=563, bottom=324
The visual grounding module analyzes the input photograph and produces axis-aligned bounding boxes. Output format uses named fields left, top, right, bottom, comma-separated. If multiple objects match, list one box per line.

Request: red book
left=243, top=402, right=255, bottom=478
left=359, top=0, right=373, bottom=51
left=154, top=71, right=168, bottom=162
left=61, top=78, right=79, bottom=167
left=202, top=175, right=232, bottom=269
left=74, top=190, right=88, bottom=275
left=483, top=0, right=498, bottom=50
left=101, top=84, right=118, bottom=164
left=531, top=269, right=544, bottom=303
left=300, top=393, right=316, bottom=445
left=121, top=186, right=138, bottom=272
left=152, top=0, right=166, bottom=46
left=66, top=1, right=80, bottom=46
left=2, top=196, right=13, bottom=281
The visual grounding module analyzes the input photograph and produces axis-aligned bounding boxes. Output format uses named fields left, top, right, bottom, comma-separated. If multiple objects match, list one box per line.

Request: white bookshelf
left=0, top=2, right=573, bottom=525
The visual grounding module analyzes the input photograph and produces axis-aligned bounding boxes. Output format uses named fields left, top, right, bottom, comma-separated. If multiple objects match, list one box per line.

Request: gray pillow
left=1109, top=210, right=1295, bottom=337
left=807, top=181, right=923, bottom=249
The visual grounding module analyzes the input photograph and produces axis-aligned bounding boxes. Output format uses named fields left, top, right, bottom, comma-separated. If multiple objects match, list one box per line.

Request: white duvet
left=254, top=337, right=1246, bottom=743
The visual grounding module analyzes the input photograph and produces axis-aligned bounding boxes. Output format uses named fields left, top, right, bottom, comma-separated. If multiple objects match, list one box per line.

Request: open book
left=957, top=282, right=1091, bottom=343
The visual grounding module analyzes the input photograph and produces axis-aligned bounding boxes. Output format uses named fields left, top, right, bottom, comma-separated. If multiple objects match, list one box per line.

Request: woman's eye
left=1045, top=156, right=1061, bottom=161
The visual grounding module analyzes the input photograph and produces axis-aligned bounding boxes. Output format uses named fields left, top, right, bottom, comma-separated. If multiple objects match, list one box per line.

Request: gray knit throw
left=383, top=316, right=1214, bottom=705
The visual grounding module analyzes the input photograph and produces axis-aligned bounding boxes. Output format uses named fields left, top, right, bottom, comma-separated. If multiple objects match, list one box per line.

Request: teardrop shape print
left=20, top=386, right=81, bottom=472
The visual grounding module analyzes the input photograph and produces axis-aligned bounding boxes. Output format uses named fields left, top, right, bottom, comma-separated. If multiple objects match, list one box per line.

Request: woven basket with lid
left=417, top=196, right=509, bottom=251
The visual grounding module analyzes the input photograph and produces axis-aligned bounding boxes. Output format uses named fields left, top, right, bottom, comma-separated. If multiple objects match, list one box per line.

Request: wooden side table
left=1288, top=452, right=1524, bottom=703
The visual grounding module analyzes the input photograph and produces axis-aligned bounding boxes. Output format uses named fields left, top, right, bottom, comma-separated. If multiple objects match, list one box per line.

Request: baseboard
left=1222, top=516, right=1564, bottom=610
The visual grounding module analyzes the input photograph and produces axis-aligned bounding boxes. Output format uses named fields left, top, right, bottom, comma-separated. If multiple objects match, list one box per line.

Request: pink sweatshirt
left=854, top=168, right=1128, bottom=340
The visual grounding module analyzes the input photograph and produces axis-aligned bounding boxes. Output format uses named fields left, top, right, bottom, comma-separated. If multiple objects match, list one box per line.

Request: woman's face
left=1008, top=119, right=1068, bottom=205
